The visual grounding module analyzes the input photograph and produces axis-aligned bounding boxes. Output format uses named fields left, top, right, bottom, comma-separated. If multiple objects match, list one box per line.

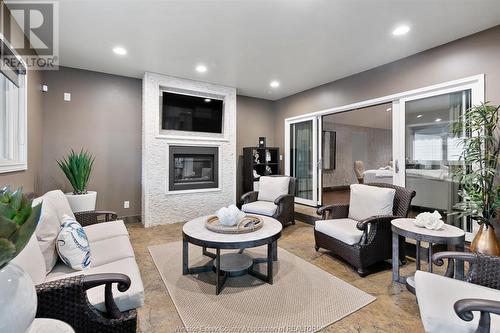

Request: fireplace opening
left=169, top=146, right=219, bottom=191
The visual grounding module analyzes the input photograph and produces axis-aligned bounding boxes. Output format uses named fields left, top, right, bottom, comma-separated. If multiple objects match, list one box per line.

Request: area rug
left=148, top=242, right=375, bottom=332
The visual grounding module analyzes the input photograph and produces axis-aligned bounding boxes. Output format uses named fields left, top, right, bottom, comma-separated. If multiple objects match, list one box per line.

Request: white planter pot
left=65, top=191, right=97, bottom=213
left=0, top=262, right=37, bottom=333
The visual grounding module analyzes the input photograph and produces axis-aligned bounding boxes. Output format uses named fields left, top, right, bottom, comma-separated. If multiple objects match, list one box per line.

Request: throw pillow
left=56, top=215, right=91, bottom=270
left=257, top=176, right=290, bottom=202
left=348, top=184, right=396, bottom=221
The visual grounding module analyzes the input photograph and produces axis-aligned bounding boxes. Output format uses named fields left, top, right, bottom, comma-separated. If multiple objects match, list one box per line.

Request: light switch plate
left=64, top=93, right=71, bottom=101
left=124, top=201, right=130, bottom=209
left=41, top=85, right=48, bottom=92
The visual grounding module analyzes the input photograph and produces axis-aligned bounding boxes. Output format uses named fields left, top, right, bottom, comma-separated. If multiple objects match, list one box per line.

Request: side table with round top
left=391, top=218, right=465, bottom=292
left=182, top=215, right=282, bottom=295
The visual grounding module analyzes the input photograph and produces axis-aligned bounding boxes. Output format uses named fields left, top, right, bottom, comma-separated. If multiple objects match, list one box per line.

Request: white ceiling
left=28, top=0, right=500, bottom=100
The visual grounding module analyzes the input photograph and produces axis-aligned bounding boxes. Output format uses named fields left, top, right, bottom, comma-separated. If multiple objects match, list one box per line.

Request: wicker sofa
left=12, top=190, right=143, bottom=333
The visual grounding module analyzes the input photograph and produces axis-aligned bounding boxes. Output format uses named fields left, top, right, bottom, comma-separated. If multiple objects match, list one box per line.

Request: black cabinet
left=243, top=147, right=280, bottom=193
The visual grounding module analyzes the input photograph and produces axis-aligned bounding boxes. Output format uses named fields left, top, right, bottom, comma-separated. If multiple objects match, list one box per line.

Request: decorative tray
left=205, top=215, right=263, bottom=234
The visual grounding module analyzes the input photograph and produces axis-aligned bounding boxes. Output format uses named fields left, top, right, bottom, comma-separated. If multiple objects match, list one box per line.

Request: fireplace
left=169, top=146, right=219, bottom=191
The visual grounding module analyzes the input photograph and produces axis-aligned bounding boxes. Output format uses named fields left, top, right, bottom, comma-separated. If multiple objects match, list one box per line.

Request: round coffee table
left=391, top=218, right=465, bottom=292
left=182, top=215, right=282, bottom=295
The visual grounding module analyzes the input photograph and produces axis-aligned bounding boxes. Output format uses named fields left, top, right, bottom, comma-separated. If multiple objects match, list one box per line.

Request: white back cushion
left=257, top=176, right=290, bottom=202
left=415, top=271, right=500, bottom=333
left=11, top=234, right=47, bottom=285
left=33, top=190, right=76, bottom=273
left=348, top=184, right=395, bottom=221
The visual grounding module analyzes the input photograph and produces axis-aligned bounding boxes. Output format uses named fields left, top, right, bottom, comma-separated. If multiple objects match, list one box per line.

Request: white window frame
left=0, top=35, right=28, bottom=174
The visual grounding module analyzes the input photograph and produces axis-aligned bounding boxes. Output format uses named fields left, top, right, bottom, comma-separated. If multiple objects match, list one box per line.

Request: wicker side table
left=391, top=218, right=465, bottom=291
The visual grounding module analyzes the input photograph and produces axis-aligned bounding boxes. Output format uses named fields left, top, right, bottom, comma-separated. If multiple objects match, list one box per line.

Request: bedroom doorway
left=321, top=103, right=394, bottom=206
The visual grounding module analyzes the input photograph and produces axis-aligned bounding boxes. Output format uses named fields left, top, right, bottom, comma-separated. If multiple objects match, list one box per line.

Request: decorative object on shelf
left=265, top=150, right=271, bottom=162
left=205, top=215, right=263, bottom=234
left=452, top=102, right=500, bottom=256
left=0, top=187, right=42, bottom=333
left=253, top=150, right=260, bottom=164
left=57, top=149, right=97, bottom=213
left=215, top=204, right=246, bottom=226
left=253, top=169, right=260, bottom=179
left=258, top=137, right=266, bottom=148
left=414, top=211, right=444, bottom=230
left=266, top=165, right=272, bottom=175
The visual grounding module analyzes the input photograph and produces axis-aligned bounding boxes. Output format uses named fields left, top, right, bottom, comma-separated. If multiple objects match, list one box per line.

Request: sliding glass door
left=394, top=86, right=481, bottom=241
left=286, top=116, right=320, bottom=206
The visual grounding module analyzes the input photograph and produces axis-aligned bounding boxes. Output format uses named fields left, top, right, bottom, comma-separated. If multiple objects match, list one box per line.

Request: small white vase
left=0, top=262, right=37, bottom=333
left=65, top=191, right=97, bottom=213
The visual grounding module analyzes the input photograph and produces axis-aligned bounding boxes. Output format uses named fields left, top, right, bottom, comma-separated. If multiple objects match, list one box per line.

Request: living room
left=1, top=1, right=500, bottom=332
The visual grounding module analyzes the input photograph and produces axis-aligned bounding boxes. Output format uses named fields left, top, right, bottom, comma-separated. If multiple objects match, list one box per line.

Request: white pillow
left=348, top=184, right=396, bottom=221
left=257, top=176, right=290, bottom=202
left=56, top=215, right=91, bottom=270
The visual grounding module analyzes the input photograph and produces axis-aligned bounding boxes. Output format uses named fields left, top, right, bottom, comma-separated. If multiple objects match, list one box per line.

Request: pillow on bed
left=348, top=184, right=395, bottom=221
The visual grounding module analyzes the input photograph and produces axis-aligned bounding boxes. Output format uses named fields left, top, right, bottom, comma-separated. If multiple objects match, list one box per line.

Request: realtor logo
left=1, top=1, right=59, bottom=70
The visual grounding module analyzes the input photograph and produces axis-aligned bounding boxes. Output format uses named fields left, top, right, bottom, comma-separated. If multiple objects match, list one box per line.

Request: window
left=0, top=38, right=27, bottom=173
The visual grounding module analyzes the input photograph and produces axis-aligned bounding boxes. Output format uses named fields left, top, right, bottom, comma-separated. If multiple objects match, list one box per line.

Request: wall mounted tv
left=161, top=91, right=223, bottom=133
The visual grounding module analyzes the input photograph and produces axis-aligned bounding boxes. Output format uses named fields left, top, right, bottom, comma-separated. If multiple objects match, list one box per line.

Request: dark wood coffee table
left=182, top=215, right=282, bottom=295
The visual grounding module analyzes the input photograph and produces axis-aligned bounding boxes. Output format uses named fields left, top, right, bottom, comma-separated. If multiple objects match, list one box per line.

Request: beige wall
left=0, top=3, right=44, bottom=193
left=236, top=95, right=275, bottom=199
left=41, top=67, right=142, bottom=217
left=274, top=25, right=500, bottom=161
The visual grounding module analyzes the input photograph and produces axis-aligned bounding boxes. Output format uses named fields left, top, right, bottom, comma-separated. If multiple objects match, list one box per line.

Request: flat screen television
left=161, top=91, right=223, bottom=133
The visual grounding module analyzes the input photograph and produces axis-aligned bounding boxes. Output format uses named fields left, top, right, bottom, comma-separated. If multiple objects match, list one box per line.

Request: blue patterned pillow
left=56, top=215, right=91, bottom=270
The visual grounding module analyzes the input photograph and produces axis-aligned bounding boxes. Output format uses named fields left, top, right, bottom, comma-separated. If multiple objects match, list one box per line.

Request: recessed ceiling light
left=392, top=25, right=410, bottom=36
left=386, top=108, right=392, bottom=112
left=416, top=114, right=423, bottom=118
left=196, top=64, right=207, bottom=73
left=204, top=98, right=211, bottom=103
left=435, top=118, right=442, bottom=122
left=112, top=46, right=127, bottom=55
left=270, top=80, right=280, bottom=88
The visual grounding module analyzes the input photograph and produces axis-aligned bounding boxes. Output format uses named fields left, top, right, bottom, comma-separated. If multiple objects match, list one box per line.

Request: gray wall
left=41, top=67, right=142, bottom=217
left=236, top=95, right=275, bottom=199
left=274, top=25, right=500, bottom=166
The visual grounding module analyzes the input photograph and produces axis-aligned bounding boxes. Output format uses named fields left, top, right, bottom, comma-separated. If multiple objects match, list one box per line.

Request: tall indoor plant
left=57, top=149, right=97, bottom=213
left=453, top=102, right=500, bottom=255
left=0, top=187, right=42, bottom=332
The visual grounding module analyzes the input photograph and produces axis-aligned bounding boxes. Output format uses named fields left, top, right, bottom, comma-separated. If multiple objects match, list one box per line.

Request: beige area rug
left=149, top=242, right=375, bottom=332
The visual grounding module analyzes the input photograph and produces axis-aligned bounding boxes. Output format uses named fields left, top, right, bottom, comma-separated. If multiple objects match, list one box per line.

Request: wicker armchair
left=413, top=252, right=500, bottom=333
left=241, top=176, right=296, bottom=227
left=315, top=183, right=416, bottom=276
left=35, top=210, right=138, bottom=333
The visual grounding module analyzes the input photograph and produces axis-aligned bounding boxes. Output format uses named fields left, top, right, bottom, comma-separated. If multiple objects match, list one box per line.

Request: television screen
left=161, top=92, right=223, bottom=133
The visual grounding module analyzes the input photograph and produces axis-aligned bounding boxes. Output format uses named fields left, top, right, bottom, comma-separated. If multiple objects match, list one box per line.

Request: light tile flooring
left=128, top=221, right=426, bottom=333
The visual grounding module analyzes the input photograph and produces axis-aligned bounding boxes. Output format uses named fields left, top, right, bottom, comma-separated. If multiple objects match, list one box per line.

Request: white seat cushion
left=33, top=190, right=76, bottom=273
left=89, top=235, right=135, bottom=267
left=45, top=257, right=144, bottom=312
left=348, top=184, right=395, bottom=221
left=11, top=234, right=47, bottom=285
left=257, top=176, right=290, bottom=202
left=242, top=201, right=278, bottom=216
left=315, top=218, right=363, bottom=245
left=84, top=220, right=129, bottom=243
left=415, top=270, right=500, bottom=333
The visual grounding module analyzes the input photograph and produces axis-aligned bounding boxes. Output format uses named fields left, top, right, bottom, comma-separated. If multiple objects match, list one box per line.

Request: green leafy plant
left=0, top=187, right=42, bottom=268
left=57, top=149, right=95, bottom=195
left=452, top=102, right=500, bottom=225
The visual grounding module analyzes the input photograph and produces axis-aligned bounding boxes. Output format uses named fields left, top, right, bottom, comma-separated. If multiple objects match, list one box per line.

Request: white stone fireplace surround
left=142, top=72, right=236, bottom=226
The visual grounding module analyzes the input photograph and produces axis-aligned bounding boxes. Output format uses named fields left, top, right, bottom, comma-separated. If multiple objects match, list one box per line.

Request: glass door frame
left=285, top=115, right=322, bottom=206
left=392, top=79, right=484, bottom=241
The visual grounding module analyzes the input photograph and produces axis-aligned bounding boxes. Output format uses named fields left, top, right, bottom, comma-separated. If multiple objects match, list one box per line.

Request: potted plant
left=0, top=187, right=42, bottom=332
left=57, top=149, right=97, bottom=213
left=453, top=102, right=500, bottom=255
